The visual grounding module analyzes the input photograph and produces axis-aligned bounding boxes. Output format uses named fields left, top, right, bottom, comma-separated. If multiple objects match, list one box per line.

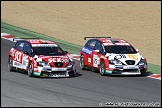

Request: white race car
left=80, top=37, right=148, bottom=76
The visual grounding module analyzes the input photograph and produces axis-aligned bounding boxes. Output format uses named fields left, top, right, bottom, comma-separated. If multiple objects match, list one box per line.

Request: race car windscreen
left=104, top=45, right=137, bottom=54
left=32, top=46, right=66, bottom=56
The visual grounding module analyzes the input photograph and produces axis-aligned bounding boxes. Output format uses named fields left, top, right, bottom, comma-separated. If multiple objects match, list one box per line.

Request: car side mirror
left=24, top=51, right=29, bottom=55
left=94, top=49, right=100, bottom=53
left=103, top=51, right=107, bottom=55
left=95, top=49, right=102, bottom=54
left=64, top=51, right=68, bottom=54
left=136, top=49, right=139, bottom=52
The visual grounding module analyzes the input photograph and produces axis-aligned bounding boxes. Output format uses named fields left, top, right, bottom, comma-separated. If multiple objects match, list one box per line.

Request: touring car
left=8, top=38, right=77, bottom=77
left=80, top=37, right=148, bottom=75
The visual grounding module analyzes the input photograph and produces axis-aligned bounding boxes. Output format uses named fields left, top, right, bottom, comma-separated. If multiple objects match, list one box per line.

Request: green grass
left=148, top=64, right=161, bottom=74
left=1, top=21, right=161, bottom=74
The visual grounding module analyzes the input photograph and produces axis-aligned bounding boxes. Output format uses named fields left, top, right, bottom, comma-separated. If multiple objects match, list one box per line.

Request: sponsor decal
left=33, top=72, right=41, bottom=76
left=93, top=55, right=100, bottom=67
left=14, top=51, right=22, bottom=62
left=51, top=68, right=67, bottom=71
left=123, top=65, right=139, bottom=69
left=88, top=58, right=91, bottom=63
left=128, top=54, right=139, bottom=60
left=11, top=49, right=16, bottom=56
left=43, top=74, right=48, bottom=77
left=114, top=54, right=126, bottom=60
left=81, top=47, right=93, bottom=55
left=105, top=70, right=112, bottom=74
left=49, top=73, right=66, bottom=77
left=13, top=61, right=22, bottom=68
left=34, top=68, right=38, bottom=72
left=48, top=58, right=68, bottom=63
left=114, top=43, right=130, bottom=45
left=103, top=43, right=114, bottom=46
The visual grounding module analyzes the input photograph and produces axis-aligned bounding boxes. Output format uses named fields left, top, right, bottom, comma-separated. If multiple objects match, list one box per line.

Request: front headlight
left=139, top=58, right=146, bottom=65
left=38, top=60, right=49, bottom=67
left=109, top=60, right=122, bottom=65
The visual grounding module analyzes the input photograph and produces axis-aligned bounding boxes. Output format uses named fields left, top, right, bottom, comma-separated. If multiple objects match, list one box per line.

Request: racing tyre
left=8, top=56, right=14, bottom=72
left=100, top=61, right=106, bottom=76
left=140, top=70, right=147, bottom=76
left=28, top=62, right=34, bottom=77
left=69, top=70, right=77, bottom=78
left=80, top=55, right=85, bottom=70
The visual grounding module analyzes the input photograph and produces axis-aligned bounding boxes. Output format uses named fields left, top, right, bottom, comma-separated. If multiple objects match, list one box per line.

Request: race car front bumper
left=33, top=66, right=76, bottom=77
left=105, top=65, right=147, bottom=75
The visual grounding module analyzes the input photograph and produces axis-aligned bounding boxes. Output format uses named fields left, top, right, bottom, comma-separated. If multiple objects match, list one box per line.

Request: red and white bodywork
left=8, top=39, right=76, bottom=77
left=80, top=37, right=148, bottom=75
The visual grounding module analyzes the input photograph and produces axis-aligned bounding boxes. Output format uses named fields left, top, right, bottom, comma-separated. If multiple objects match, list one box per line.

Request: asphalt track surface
left=1, top=38, right=161, bottom=107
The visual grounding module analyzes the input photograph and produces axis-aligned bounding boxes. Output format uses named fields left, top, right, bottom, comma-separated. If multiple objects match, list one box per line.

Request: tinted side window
left=14, top=41, right=21, bottom=48
left=23, top=43, right=32, bottom=53
left=15, top=42, right=25, bottom=51
left=85, top=40, right=96, bottom=50
left=94, top=41, right=104, bottom=53
left=85, top=40, right=91, bottom=47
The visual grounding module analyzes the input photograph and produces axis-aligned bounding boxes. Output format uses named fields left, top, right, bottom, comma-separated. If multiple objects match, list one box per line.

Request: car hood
left=34, top=55, right=71, bottom=67
left=105, top=53, right=143, bottom=65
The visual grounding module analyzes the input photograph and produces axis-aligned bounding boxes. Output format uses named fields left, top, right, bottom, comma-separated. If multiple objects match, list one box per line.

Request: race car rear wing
left=84, top=37, right=111, bottom=40
left=13, top=38, right=40, bottom=42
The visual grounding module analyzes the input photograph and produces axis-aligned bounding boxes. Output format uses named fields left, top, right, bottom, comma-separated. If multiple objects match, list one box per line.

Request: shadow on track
left=91, top=70, right=154, bottom=78
left=9, top=69, right=83, bottom=79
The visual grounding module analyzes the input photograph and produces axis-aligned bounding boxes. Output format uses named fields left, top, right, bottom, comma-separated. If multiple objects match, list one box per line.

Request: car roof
left=15, top=39, right=56, bottom=44
left=92, top=38, right=131, bottom=46
left=26, top=39, right=56, bottom=44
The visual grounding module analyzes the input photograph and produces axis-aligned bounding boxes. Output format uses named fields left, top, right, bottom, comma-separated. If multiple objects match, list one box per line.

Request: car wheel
left=69, top=69, right=77, bottom=78
left=28, top=62, right=34, bottom=77
left=8, top=56, right=14, bottom=71
left=140, top=70, right=147, bottom=76
left=80, top=55, right=85, bottom=70
left=100, top=61, right=106, bottom=76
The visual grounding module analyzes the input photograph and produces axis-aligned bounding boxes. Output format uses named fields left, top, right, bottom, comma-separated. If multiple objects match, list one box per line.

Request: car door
left=81, top=39, right=96, bottom=67
left=13, top=42, right=25, bottom=69
left=92, top=41, right=104, bottom=68
left=22, top=42, right=32, bottom=70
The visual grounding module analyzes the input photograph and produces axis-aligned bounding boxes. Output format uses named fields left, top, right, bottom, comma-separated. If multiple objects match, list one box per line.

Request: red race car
left=80, top=37, right=148, bottom=76
left=8, top=38, right=77, bottom=77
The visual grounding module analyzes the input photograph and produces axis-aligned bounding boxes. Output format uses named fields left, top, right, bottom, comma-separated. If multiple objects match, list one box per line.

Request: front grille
left=54, top=62, right=63, bottom=67
left=125, top=60, right=135, bottom=65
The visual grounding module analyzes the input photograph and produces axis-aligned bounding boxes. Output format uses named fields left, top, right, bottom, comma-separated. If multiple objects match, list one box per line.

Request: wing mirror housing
left=136, top=49, right=139, bottom=53
left=94, top=49, right=100, bottom=53
left=24, top=51, right=29, bottom=55
left=64, top=51, right=68, bottom=54
left=94, top=49, right=103, bottom=54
